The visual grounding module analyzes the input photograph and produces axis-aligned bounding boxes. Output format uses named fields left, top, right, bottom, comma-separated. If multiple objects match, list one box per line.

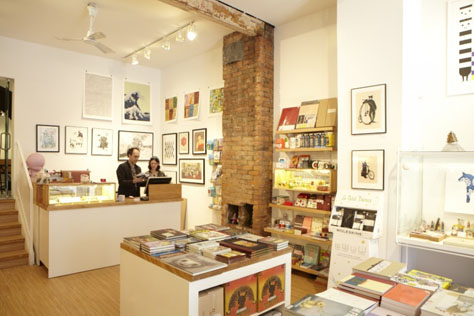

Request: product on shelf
left=224, top=274, right=258, bottom=316
left=277, top=106, right=299, bottom=131
left=257, top=265, right=285, bottom=312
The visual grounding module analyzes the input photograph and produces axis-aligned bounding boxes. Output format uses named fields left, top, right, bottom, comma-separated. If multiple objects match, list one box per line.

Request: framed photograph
left=162, top=170, right=178, bottom=184
left=352, top=150, right=385, bottom=190
left=123, top=80, right=151, bottom=124
left=179, top=158, right=205, bottom=184
left=118, top=130, right=153, bottom=161
left=162, top=133, right=177, bottom=165
left=209, top=87, right=224, bottom=115
left=351, top=84, right=386, bottom=135
left=65, top=126, right=88, bottom=154
left=192, top=128, right=207, bottom=155
left=36, top=124, right=59, bottom=153
left=165, top=96, right=177, bottom=123
left=184, top=91, right=200, bottom=120
left=83, top=72, right=112, bottom=121
left=91, top=128, right=113, bottom=156
left=179, top=132, right=189, bottom=154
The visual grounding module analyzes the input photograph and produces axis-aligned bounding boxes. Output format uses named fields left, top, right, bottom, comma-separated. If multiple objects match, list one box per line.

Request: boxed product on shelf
left=199, top=286, right=224, bottom=316
left=257, top=265, right=285, bottom=312
left=274, top=168, right=336, bottom=193
left=294, top=193, right=309, bottom=207
left=224, top=274, right=258, bottom=316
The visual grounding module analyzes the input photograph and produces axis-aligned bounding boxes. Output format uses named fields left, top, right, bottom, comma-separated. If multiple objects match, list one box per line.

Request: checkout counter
left=34, top=182, right=183, bottom=278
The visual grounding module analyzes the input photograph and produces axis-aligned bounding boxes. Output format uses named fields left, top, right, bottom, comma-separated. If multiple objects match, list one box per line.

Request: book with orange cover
left=381, top=283, right=430, bottom=315
left=277, top=107, right=299, bottom=131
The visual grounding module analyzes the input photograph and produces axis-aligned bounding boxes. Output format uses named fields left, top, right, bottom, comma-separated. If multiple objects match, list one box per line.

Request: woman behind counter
left=146, top=156, right=166, bottom=178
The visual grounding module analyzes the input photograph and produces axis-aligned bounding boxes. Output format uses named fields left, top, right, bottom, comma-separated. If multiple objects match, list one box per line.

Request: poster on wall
left=179, top=131, right=189, bottom=154
left=445, top=166, right=474, bottom=214
left=184, top=91, right=200, bottom=120
left=209, top=87, right=224, bottom=115
left=179, top=158, right=205, bottom=184
left=165, top=96, right=177, bottom=123
left=123, top=80, right=151, bottom=124
left=83, top=72, right=113, bottom=121
left=192, top=128, right=207, bottom=155
left=118, top=130, right=153, bottom=161
left=351, top=150, right=384, bottom=190
left=65, top=126, right=88, bottom=155
left=36, top=124, right=59, bottom=153
left=351, top=84, right=386, bottom=135
left=162, top=133, right=177, bottom=165
left=91, top=128, right=113, bottom=156
left=447, top=0, right=474, bottom=95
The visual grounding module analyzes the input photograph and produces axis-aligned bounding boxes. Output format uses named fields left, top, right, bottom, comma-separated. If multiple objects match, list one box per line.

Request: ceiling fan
left=58, top=2, right=114, bottom=54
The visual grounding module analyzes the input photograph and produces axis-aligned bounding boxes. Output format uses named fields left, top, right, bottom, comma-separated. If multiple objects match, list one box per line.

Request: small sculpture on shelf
left=410, top=217, right=447, bottom=242
left=442, top=131, right=464, bottom=151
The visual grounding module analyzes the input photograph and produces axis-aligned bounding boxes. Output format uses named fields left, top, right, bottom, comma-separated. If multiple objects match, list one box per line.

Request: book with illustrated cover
left=195, top=223, right=230, bottom=231
left=160, top=252, right=227, bottom=276
left=277, top=107, right=299, bottom=131
left=150, top=228, right=187, bottom=240
left=123, top=235, right=158, bottom=249
left=296, top=101, right=319, bottom=129
left=191, top=229, right=229, bottom=241
left=257, top=265, right=285, bottom=312
left=201, top=245, right=231, bottom=259
left=224, top=274, right=258, bottom=316
left=285, top=294, right=364, bottom=316
left=407, top=269, right=452, bottom=289
left=352, top=257, right=406, bottom=280
left=215, top=250, right=247, bottom=264
left=390, top=272, right=440, bottom=293
left=420, top=288, right=474, bottom=316
left=339, top=274, right=393, bottom=296
left=219, top=238, right=272, bottom=257
left=223, top=228, right=247, bottom=238
left=239, top=233, right=264, bottom=242
left=317, top=288, right=377, bottom=313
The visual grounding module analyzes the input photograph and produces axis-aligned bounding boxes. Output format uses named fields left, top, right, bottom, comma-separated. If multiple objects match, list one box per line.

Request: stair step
left=0, top=222, right=21, bottom=237
left=0, top=250, right=28, bottom=269
left=0, top=235, right=24, bottom=244
left=0, top=199, right=15, bottom=211
left=0, top=235, right=24, bottom=252
left=0, top=209, right=18, bottom=223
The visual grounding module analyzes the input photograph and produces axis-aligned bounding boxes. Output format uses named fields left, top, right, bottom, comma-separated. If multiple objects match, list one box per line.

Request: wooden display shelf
left=276, top=126, right=336, bottom=134
left=269, top=203, right=331, bottom=216
left=292, top=264, right=328, bottom=279
left=264, top=228, right=332, bottom=247
left=276, top=147, right=335, bottom=152
left=273, top=187, right=335, bottom=194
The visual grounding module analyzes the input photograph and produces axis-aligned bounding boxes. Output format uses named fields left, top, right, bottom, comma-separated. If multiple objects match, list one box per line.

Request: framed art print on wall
left=352, top=150, right=385, bottom=190
left=36, top=124, right=60, bottom=153
left=118, top=130, right=153, bottom=161
left=91, top=128, right=113, bottom=156
left=179, top=132, right=189, bottom=154
left=165, top=96, right=177, bottom=123
left=351, top=84, right=386, bottom=135
left=162, top=133, right=177, bottom=165
left=192, top=128, right=207, bottom=155
left=65, top=126, right=88, bottom=154
left=123, top=80, right=151, bottom=125
left=83, top=72, right=113, bottom=121
left=179, top=158, right=205, bottom=184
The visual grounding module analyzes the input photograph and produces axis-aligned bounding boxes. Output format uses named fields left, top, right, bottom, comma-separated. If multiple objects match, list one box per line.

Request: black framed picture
left=192, top=128, right=207, bottom=155
left=179, top=158, right=205, bottom=184
left=91, top=128, right=113, bottom=156
left=162, top=133, right=177, bottom=165
left=351, top=149, right=385, bottom=190
left=118, top=130, right=153, bottom=161
left=36, top=124, right=60, bottom=153
left=351, top=84, right=386, bottom=135
left=65, top=126, right=88, bottom=155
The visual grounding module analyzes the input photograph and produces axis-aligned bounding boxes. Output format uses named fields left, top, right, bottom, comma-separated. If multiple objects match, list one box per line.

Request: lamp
left=144, top=47, right=151, bottom=60
left=161, top=39, right=171, bottom=51
left=176, top=30, right=185, bottom=42
left=187, top=23, right=197, bottom=41
left=131, top=54, right=139, bottom=65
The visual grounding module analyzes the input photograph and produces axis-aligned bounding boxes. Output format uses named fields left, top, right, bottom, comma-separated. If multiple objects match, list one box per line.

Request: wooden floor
left=0, top=264, right=326, bottom=315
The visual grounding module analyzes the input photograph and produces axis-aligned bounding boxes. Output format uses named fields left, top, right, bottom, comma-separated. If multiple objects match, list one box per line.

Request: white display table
left=38, top=199, right=182, bottom=278
left=120, top=244, right=292, bottom=316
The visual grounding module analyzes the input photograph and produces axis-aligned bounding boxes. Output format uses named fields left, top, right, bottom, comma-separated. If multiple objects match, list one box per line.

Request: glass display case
left=274, top=168, right=336, bottom=193
left=397, top=151, right=474, bottom=257
left=35, top=183, right=116, bottom=207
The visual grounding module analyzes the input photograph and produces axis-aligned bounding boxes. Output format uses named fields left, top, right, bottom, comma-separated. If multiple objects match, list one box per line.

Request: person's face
left=128, top=149, right=140, bottom=165
left=150, top=160, right=159, bottom=171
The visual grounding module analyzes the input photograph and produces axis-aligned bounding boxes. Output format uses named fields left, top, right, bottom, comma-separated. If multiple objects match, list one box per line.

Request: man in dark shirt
left=116, top=147, right=144, bottom=197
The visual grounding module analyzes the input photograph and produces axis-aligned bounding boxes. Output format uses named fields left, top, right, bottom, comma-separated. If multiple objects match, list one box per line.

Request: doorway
left=0, top=77, right=13, bottom=198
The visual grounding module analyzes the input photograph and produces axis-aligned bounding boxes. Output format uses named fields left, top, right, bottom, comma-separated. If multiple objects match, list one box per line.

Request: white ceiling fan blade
left=55, top=36, right=83, bottom=42
left=86, top=40, right=115, bottom=54
left=87, top=32, right=106, bottom=41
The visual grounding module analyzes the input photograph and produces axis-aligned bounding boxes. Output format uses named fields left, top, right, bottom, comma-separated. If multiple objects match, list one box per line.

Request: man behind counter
left=116, top=147, right=145, bottom=197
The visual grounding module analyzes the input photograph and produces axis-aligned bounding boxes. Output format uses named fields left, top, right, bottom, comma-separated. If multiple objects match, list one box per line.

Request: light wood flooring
left=0, top=264, right=326, bottom=316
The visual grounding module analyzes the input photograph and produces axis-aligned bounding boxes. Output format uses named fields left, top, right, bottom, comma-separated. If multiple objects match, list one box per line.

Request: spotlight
left=187, top=23, right=197, bottom=41
left=176, top=30, right=185, bottom=42
left=144, top=47, right=151, bottom=60
left=131, top=54, right=139, bottom=65
left=161, top=39, right=171, bottom=51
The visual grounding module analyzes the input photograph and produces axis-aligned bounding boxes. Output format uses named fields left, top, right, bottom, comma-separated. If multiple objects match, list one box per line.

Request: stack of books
left=390, top=272, right=440, bottom=293
left=240, top=233, right=265, bottom=242
left=190, top=229, right=229, bottom=241
left=406, top=269, right=452, bottom=289
left=222, top=228, right=247, bottom=238
left=160, top=252, right=227, bottom=276
left=150, top=228, right=188, bottom=241
left=381, top=283, right=431, bottom=316
left=123, top=235, right=158, bottom=251
left=194, top=223, right=230, bottom=231
left=215, top=250, right=247, bottom=264
left=187, top=240, right=220, bottom=255
left=219, top=238, right=272, bottom=258
left=173, top=237, right=200, bottom=249
left=258, top=236, right=289, bottom=250
left=338, top=274, right=394, bottom=301
left=140, top=240, right=175, bottom=256
left=352, top=257, right=407, bottom=280
left=201, top=245, right=231, bottom=259
left=420, top=288, right=474, bottom=316
left=367, top=307, right=405, bottom=316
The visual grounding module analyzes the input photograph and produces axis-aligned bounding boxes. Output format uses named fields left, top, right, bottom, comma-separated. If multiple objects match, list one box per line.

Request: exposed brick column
left=221, top=24, right=274, bottom=234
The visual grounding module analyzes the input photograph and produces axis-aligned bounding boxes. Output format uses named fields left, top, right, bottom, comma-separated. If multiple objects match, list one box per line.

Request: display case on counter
left=274, top=168, right=336, bottom=193
left=35, top=182, right=116, bottom=207
left=397, top=151, right=474, bottom=258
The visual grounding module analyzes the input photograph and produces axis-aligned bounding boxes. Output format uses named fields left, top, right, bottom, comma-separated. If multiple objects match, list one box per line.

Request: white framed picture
left=65, top=126, right=88, bottom=155
left=91, top=128, right=113, bottom=156
left=352, top=150, right=384, bottom=191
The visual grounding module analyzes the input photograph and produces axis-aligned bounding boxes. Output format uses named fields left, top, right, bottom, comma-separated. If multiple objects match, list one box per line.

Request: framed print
left=192, top=128, right=207, bottom=155
left=184, top=91, right=200, bottom=120
left=162, top=170, right=177, bottom=184
left=36, top=124, right=59, bottom=153
left=209, top=87, right=224, bottom=115
left=123, top=80, right=151, bottom=124
left=118, top=130, right=153, bottom=161
left=65, top=126, right=88, bottom=154
left=447, top=0, right=474, bottom=95
left=179, top=158, right=205, bottom=184
left=83, top=72, right=112, bottom=120
left=352, top=150, right=385, bottom=190
left=165, top=96, right=177, bottom=123
left=351, top=84, right=386, bottom=135
left=91, top=128, right=113, bottom=156
left=179, top=132, right=189, bottom=154
left=162, top=133, right=177, bottom=165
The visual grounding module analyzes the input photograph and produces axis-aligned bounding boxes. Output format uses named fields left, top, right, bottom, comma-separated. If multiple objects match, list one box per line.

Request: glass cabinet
left=36, top=183, right=116, bottom=207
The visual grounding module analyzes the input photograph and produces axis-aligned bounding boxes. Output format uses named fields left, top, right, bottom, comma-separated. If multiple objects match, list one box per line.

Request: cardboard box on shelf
left=199, top=286, right=224, bottom=316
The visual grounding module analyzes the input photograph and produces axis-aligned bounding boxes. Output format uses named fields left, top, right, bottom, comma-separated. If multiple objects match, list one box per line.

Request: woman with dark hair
left=145, top=156, right=166, bottom=178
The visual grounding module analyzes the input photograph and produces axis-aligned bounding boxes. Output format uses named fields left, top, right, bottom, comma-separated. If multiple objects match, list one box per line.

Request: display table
left=35, top=184, right=182, bottom=278
left=120, top=244, right=292, bottom=316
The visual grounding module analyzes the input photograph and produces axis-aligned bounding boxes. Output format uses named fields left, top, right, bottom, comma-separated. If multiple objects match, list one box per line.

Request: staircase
left=0, top=199, right=28, bottom=269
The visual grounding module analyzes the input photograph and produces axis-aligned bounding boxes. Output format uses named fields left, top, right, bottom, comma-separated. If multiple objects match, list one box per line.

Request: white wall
left=337, top=0, right=403, bottom=260
left=160, top=42, right=224, bottom=229
left=0, top=36, right=161, bottom=186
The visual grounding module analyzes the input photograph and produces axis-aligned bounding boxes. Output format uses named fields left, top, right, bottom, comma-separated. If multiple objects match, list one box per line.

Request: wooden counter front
left=148, top=184, right=181, bottom=201
left=36, top=197, right=183, bottom=211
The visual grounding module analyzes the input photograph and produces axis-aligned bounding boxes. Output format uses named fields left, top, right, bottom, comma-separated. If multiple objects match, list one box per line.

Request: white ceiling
left=0, top=0, right=336, bottom=69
